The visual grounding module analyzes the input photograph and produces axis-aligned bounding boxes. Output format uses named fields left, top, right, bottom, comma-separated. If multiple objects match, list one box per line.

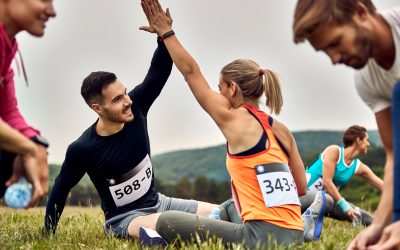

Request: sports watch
left=30, top=135, right=49, bottom=148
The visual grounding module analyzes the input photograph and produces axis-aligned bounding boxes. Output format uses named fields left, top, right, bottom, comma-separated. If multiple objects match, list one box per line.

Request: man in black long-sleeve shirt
left=44, top=40, right=217, bottom=239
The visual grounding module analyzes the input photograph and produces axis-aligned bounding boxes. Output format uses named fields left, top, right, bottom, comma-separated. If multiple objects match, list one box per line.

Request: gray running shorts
left=103, top=193, right=198, bottom=238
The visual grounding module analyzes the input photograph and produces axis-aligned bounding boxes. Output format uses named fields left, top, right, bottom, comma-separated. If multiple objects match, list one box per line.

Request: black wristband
left=159, top=30, right=175, bottom=42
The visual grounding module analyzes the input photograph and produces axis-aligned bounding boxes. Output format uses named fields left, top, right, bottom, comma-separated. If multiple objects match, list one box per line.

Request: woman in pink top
left=0, top=0, right=56, bottom=206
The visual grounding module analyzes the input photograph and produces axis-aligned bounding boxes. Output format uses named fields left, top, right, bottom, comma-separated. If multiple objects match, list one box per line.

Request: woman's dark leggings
left=218, top=195, right=373, bottom=226
left=156, top=210, right=303, bottom=249
left=299, top=191, right=373, bottom=226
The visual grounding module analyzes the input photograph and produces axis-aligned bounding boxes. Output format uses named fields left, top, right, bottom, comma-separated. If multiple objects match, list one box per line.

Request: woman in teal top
left=300, top=125, right=383, bottom=225
left=307, top=146, right=360, bottom=191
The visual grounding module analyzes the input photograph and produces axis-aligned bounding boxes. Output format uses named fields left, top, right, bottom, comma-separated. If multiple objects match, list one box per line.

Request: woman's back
left=226, top=105, right=304, bottom=230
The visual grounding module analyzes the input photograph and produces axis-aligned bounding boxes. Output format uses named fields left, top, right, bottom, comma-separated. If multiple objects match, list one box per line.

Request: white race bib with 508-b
left=109, top=155, right=153, bottom=207
left=255, top=163, right=300, bottom=208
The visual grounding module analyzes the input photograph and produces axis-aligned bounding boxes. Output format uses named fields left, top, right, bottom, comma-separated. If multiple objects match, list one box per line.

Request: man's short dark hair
left=81, top=71, right=117, bottom=106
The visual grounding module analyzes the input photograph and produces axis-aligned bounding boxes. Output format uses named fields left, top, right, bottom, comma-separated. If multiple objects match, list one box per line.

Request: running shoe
left=302, top=190, right=326, bottom=241
left=303, top=209, right=315, bottom=242
left=139, top=227, right=167, bottom=247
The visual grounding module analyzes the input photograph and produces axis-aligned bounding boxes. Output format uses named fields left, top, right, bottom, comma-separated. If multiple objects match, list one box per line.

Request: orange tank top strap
left=240, top=104, right=288, bottom=161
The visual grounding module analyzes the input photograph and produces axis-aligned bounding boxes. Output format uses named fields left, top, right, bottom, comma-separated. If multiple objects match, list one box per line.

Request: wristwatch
left=30, top=135, right=49, bottom=148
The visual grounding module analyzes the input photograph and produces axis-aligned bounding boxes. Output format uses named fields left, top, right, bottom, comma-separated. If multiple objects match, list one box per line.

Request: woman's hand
left=6, top=151, right=44, bottom=208
left=347, top=207, right=357, bottom=220
left=140, top=0, right=173, bottom=36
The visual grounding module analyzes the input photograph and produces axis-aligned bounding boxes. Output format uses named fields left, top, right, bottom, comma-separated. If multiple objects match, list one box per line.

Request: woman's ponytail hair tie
left=258, top=69, right=265, bottom=76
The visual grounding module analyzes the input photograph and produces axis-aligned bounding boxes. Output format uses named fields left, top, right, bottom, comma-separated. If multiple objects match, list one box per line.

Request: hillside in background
left=43, top=130, right=384, bottom=208
left=293, top=130, right=382, bottom=155
left=152, top=130, right=382, bottom=184
left=49, top=130, right=383, bottom=185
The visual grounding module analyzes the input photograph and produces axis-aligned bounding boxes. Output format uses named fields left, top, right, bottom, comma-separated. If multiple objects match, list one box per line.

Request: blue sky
left=14, top=0, right=399, bottom=164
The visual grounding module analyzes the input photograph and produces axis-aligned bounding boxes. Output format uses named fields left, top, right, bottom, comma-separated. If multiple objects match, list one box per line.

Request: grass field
left=0, top=206, right=364, bottom=250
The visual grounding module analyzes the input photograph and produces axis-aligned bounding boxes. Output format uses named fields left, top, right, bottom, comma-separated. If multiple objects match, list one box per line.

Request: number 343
left=263, top=177, right=295, bottom=194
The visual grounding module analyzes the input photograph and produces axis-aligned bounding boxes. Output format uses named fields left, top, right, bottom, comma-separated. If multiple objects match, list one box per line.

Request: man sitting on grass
left=44, top=37, right=217, bottom=242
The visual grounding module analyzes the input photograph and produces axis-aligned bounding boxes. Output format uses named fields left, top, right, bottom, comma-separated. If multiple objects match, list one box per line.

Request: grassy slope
left=0, top=206, right=364, bottom=250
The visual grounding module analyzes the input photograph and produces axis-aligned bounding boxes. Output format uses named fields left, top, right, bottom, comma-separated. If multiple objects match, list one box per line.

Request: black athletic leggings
left=0, top=150, right=16, bottom=198
left=218, top=195, right=373, bottom=227
left=156, top=210, right=303, bottom=249
left=299, top=190, right=373, bottom=226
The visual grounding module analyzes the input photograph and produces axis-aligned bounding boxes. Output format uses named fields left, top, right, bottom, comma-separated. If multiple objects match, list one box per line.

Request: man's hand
left=347, top=224, right=384, bottom=250
left=140, top=0, right=173, bottom=36
left=367, top=221, right=400, bottom=250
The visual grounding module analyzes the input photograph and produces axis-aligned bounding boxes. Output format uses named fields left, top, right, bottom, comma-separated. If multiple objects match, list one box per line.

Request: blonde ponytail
left=221, top=59, right=283, bottom=114
left=263, top=69, right=283, bottom=115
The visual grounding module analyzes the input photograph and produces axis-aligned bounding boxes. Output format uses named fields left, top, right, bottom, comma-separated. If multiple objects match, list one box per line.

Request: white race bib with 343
left=255, top=163, right=300, bottom=208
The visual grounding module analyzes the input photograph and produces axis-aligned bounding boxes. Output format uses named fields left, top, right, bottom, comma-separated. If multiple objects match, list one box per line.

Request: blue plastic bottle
left=4, top=178, right=32, bottom=209
left=208, top=208, right=221, bottom=220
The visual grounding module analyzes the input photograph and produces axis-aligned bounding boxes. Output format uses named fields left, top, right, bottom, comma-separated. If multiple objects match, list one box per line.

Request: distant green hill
left=152, top=130, right=382, bottom=184
left=152, top=144, right=228, bottom=184
left=45, top=130, right=384, bottom=208
left=49, top=130, right=383, bottom=185
left=293, top=130, right=382, bottom=155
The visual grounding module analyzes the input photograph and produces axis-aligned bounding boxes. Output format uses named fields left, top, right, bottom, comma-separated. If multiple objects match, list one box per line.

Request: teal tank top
left=306, top=146, right=360, bottom=191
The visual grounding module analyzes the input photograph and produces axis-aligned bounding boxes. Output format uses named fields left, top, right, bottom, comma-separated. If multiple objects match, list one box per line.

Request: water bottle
left=352, top=207, right=362, bottom=227
left=209, top=208, right=221, bottom=220
left=4, top=178, right=32, bottom=209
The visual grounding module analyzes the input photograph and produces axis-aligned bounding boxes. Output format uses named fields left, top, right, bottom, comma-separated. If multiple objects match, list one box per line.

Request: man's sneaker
left=302, top=190, right=326, bottom=241
left=139, top=227, right=167, bottom=247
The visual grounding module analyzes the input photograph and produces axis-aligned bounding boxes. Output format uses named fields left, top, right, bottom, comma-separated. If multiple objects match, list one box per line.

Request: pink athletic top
left=0, top=23, right=39, bottom=138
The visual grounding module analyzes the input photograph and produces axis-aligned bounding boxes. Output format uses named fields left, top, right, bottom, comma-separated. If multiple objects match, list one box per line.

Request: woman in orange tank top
left=140, top=0, right=308, bottom=248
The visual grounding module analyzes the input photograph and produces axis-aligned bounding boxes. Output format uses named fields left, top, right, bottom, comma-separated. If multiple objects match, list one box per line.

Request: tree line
left=34, top=175, right=232, bottom=207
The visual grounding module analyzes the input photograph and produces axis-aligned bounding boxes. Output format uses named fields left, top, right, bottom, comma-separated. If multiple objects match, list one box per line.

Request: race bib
left=109, top=154, right=153, bottom=207
left=308, top=176, right=324, bottom=192
left=255, top=163, right=300, bottom=208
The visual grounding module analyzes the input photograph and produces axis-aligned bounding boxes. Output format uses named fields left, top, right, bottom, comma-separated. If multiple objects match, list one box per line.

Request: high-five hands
left=140, top=0, right=173, bottom=36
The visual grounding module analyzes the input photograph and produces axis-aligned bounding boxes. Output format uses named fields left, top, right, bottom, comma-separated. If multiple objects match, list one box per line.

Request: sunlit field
left=0, top=206, right=364, bottom=249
